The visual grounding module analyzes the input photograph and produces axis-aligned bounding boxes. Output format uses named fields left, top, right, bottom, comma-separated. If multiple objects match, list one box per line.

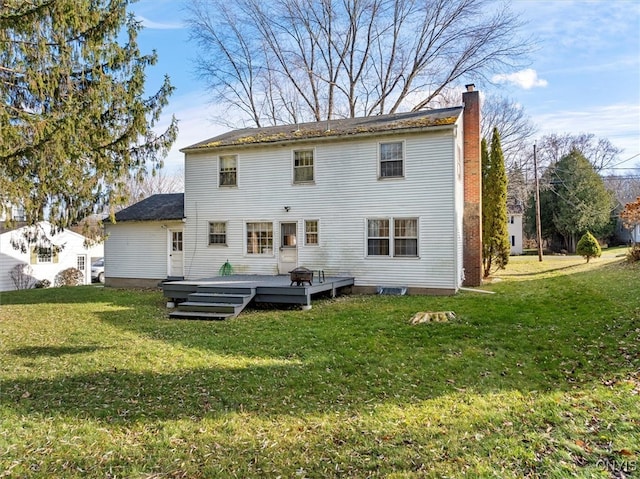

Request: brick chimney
left=462, top=84, right=482, bottom=286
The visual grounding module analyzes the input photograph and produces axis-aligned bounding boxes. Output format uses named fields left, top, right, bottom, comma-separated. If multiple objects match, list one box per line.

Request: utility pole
left=533, top=143, right=543, bottom=262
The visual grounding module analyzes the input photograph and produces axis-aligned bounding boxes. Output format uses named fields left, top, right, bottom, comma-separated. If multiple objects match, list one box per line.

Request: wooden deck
left=162, top=274, right=354, bottom=320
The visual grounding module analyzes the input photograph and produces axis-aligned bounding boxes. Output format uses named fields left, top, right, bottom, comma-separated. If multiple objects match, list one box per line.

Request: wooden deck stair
left=169, top=285, right=256, bottom=320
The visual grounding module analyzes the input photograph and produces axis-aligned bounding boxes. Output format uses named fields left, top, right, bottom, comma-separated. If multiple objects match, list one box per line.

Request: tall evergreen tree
left=0, top=0, right=178, bottom=231
left=482, top=127, right=510, bottom=277
left=532, top=150, right=613, bottom=252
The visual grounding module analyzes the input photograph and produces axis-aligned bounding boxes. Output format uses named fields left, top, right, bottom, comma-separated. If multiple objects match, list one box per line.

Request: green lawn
left=1, top=251, right=638, bottom=478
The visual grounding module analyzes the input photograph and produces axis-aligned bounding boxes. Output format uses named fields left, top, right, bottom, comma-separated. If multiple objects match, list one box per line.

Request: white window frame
left=304, top=219, right=319, bottom=246
left=246, top=221, right=274, bottom=255
left=366, top=217, right=419, bottom=258
left=37, top=247, right=53, bottom=264
left=208, top=221, right=227, bottom=246
left=171, top=231, right=183, bottom=252
left=379, top=141, right=405, bottom=179
left=393, top=218, right=418, bottom=257
left=293, top=149, right=315, bottom=184
left=366, top=218, right=390, bottom=256
left=219, top=154, right=238, bottom=187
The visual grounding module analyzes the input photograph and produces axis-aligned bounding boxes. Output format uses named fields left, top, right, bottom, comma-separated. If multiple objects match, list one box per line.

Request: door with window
left=169, top=229, right=184, bottom=277
left=278, top=222, right=298, bottom=274
left=77, top=255, right=87, bottom=284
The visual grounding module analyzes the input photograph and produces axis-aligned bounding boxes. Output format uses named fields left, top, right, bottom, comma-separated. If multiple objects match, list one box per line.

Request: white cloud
left=492, top=69, right=548, bottom=90
left=532, top=103, right=640, bottom=158
left=136, top=15, right=183, bottom=30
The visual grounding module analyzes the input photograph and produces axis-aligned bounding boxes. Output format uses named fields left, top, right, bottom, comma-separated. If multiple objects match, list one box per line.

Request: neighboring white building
left=0, top=221, right=103, bottom=291
left=507, top=206, right=524, bottom=255
left=0, top=203, right=26, bottom=222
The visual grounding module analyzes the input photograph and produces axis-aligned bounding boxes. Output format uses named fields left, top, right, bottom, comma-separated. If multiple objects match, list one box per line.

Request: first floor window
left=294, top=149, right=314, bottom=183
left=219, top=155, right=237, bottom=187
left=209, top=222, right=227, bottom=245
left=367, top=217, right=418, bottom=257
left=367, top=219, right=390, bottom=256
left=394, top=218, right=418, bottom=257
left=305, top=220, right=319, bottom=245
left=247, top=222, right=273, bottom=254
left=37, top=247, right=53, bottom=263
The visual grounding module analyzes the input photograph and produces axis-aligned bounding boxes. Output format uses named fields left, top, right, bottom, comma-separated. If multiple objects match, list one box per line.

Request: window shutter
left=30, top=247, right=37, bottom=265
left=53, top=249, right=59, bottom=263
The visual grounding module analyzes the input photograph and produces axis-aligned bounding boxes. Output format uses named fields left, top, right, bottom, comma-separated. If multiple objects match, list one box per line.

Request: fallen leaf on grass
left=616, top=449, right=635, bottom=457
left=575, top=440, right=591, bottom=452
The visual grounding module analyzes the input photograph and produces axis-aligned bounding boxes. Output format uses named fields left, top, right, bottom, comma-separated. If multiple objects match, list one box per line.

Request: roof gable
left=183, top=107, right=462, bottom=152
left=114, top=193, right=184, bottom=222
left=0, top=221, right=92, bottom=247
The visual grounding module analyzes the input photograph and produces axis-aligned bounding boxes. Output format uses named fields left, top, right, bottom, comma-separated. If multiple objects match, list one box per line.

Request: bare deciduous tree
left=535, top=133, right=622, bottom=172
left=604, top=169, right=640, bottom=207
left=119, top=168, right=184, bottom=208
left=481, top=95, right=537, bottom=167
left=187, top=0, right=531, bottom=127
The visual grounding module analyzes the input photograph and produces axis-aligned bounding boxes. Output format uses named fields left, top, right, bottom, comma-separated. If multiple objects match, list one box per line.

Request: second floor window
left=219, top=155, right=237, bottom=187
left=380, top=141, right=404, bottom=178
left=294, top=150, right=314, bottom=183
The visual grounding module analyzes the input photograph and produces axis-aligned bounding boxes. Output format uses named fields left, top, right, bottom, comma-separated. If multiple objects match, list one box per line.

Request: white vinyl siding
left=105, top=221, right=181, bottom=280
left=183, top=122, right=463, bottom=289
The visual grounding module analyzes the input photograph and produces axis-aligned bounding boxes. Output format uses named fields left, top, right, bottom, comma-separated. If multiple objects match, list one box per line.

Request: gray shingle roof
left=182, top=107, right=463, bottom=152
left=115, top=193, right=184, bottom=222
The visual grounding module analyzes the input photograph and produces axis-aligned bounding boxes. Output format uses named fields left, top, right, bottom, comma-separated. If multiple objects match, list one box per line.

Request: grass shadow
left=9, top=345, right=111, bottom=357
left=499, top=262, right=584, bottom=277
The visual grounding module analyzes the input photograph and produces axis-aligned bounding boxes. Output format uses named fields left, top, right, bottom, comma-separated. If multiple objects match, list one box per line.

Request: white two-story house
left=105, top=85, right=482, bottom=294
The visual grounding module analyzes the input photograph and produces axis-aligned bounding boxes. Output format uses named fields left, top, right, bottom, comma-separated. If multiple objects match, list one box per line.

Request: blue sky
left=129, top=0, right=640, bottom=174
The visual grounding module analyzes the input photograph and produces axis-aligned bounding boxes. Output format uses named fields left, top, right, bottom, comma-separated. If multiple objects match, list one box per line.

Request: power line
left=609, top=153, right=640, bottom=168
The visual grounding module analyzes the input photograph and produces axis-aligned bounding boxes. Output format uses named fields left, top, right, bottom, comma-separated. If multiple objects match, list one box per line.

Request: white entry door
left=278, top=222, right=298, bottom=274
left=77, top=255, right=87, bottom=284
left=169, top=229, right=184, bottom=277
